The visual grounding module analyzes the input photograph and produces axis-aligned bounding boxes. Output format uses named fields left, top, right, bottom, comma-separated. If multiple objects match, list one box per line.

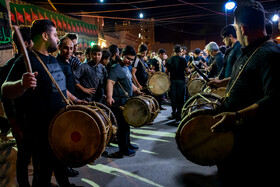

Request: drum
left=187, top=78, right=206, bottom=96
left=0, top=141, right=17, bottom=187
left=203, top=86, right=227, bottom=97
left=123, top=95, right=160, bottom=127
left=211, top=87, right=227, bottom=97
left=49, top=102, right=117, bottom=168
left=147, top=72, right=170, bottom=95
left=176, top=93, right=234, bottom=166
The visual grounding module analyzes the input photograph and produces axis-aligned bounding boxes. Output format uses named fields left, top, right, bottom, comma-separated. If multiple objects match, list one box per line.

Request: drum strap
left=31, top=50, right=73, bottom=105
left=116, top=81, right=129, bottom=97
left=223, top=45, right=262, bottom=101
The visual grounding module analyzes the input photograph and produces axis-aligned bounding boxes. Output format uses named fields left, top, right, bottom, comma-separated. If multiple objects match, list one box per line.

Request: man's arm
left=106, top=79, right=115, bottom=106
left=1, top=72, right=38, bottom=99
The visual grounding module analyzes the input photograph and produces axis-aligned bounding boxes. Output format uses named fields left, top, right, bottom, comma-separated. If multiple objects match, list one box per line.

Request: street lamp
left=139, top=12, right=144, bottom=19
left=272, top=14, right=279, bottom=22
left=225, top=1, right=236, bottom=25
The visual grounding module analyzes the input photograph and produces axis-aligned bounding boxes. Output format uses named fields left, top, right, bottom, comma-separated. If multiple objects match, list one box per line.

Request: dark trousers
left=170, top=80, right=186, bottom=118
left=16, top=134, right=39, bottom=187
left=110, top=106, right=131, bottom=152
left=32, top=133, right=71, bottom=187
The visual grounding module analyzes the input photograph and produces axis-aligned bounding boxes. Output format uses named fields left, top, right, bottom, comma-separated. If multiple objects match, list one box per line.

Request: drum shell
left=176, top=93, right=234, bottom=166
left=123, top=95, right=159, bottom=127
left=49, top=104, right=115, bottom=168
left=147, top=72, right=170, bottom=96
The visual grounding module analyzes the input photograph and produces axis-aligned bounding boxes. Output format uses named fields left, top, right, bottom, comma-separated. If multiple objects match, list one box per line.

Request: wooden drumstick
left=12, top=26, right=32, bottom=73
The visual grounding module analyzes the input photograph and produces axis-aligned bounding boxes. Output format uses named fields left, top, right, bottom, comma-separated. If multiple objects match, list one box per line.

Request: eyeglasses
left=125, top=56, right=134, bottom=62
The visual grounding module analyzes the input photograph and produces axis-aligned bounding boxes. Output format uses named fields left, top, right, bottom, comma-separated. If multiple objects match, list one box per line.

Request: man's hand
left=83, top=88, right=96, bottom=95
left=21, top=72, right=38, bottom=89
left=106, top=97, right=115, bottom=106
left=211, top=112, right=236, bottom=132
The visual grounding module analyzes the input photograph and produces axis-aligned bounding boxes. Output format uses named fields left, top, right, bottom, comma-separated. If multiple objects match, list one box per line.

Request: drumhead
left=148, top=72, right=170, bottom=95
left=187, top=79, right=206, bottom=96
left=176, top=114, right=234, bottom=166
left=123, top=97, right=151, bottom=127
left=49, top=105, right=107, bottom=167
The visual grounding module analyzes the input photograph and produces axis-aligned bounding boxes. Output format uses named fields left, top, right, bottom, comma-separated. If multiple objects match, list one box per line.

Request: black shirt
left=132, top=56, right=149, bottom=87
left=166, top=55, right=188, bottom=81
left=7, top=50, right=67, bottom=135
left=57, top=54, right=76, bottom=95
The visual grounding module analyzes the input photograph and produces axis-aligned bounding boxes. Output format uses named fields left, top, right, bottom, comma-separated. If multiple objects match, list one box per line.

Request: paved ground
left=0, top=100, right=220, bottom=186
left=65, top=102, right=220, bottom=187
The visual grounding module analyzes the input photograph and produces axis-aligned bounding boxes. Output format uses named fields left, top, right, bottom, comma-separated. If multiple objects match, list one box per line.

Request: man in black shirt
left=0, top=26, right=37, bottom=187
left=1, top=19, right=80, bottom=187
left=205, top=42, right=224, bottom=78
left=165, top=44, right=188, bottom=121
left=210, top=2, right=280, bottom=186
left=220, top=24, right=242, bottom=79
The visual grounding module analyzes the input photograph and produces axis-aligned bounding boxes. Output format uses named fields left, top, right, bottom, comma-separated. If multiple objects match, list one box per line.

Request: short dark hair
left=157, top=48, right=166, bottom=55
left=101, top=49, right=111, bottom=61
left=31, top=19, right=55, bottom=40
left=123, top=45, right=136, bottom=56
left=194, top=48, right=201, bottom=55
left=91, top=45, right=102, bottom=54
left=108, top=44, right=119, bottom=55
left=234, top=1, right=265, bottom=30
left=173, top=44, right=181, bottom=53
left=138, top=43, right=148, bottom=53
left=85, top=47, right=91, bottom=55
left=65, top=33, right=78, bottom=41
left=13, top=25, right=32, bottom=49
left=182, top=46, right=187, bottom=51
left=220, top=24, right=237, bottom=38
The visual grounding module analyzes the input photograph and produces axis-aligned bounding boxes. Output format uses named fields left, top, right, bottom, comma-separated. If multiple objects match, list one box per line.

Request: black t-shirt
left=7, top=50, right=67, bottom=135
left=166, top=55, right=188, bottom=81
left=132, top=56, right=149, bottom=87
left=57, top=54, right=76, bottom=95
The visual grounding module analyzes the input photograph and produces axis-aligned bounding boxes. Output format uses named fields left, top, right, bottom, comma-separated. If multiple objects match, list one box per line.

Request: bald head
left=59, top=37, right=73, bottom=61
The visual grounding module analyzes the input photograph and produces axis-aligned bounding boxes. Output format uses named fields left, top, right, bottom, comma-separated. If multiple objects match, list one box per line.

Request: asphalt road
left=66, top=102, right=220, bottom=187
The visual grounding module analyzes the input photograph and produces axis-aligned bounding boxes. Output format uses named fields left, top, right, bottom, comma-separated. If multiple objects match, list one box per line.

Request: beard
left=47, top=39, right=58, bottom=53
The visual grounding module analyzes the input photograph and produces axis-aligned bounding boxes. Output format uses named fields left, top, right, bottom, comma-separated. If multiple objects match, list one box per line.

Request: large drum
left=147, top=72, right=170, bottom=95
left=123, top=95, right=160, bottom=127
left=176, top=93, right=234, bottom=166
left=49, top=102, right=117, bottom=168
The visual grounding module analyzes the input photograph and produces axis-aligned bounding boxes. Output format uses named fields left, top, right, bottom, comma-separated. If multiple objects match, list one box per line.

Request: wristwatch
left=235, top=111, right=243, bottom=126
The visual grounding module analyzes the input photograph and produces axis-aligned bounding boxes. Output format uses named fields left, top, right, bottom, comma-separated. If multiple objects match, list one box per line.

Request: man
left=75, top=45, right=108, bottom=102
left=181, top=46, right=191, bottom=62
left=65, top=33, right=81, bottom=71
left=205, top=42, right=224, bottom=78
left=150, top=48, right=167, bottom=110
left=1, top=19, right=81, bottom=187
left=210, top=2, right=280, bottom=186
left=131, top=43, right=150, bottom=92
left=107, top=44, right=120, bottom=73
left=165, top=44, right=188, bottom=121
left=106, top=45, right=141, bottom=157
left=57, top=37, right=76, bottom=96
left=220, top=24, right=242, bottom=78
left=0, top=26, right=37, bottom=187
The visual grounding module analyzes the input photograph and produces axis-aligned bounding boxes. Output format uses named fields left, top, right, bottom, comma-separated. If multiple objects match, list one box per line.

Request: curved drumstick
left=12, top=26, right=32, bottom=73
left=191, top=62, right=209, bottom=82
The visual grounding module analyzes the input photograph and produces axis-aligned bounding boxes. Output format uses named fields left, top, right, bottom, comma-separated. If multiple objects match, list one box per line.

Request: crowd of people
left=0, top=0, right=280, bottom=186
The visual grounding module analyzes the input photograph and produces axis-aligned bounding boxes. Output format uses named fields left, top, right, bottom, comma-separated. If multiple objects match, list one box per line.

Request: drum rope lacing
left=90, top=102, right=111, bottom=133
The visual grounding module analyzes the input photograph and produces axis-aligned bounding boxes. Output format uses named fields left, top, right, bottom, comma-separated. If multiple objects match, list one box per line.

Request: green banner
left=9, top=2, right=99, bottom=51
